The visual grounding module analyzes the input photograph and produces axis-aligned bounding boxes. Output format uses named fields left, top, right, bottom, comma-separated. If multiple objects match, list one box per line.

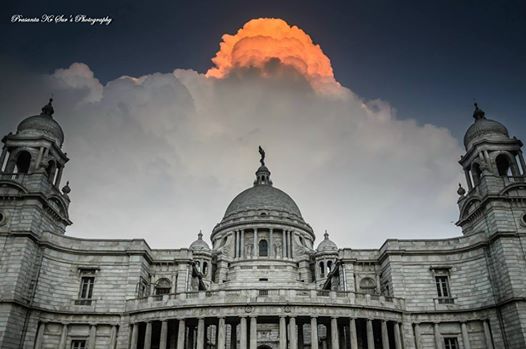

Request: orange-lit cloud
left=206, top=18, right=341, bottom=94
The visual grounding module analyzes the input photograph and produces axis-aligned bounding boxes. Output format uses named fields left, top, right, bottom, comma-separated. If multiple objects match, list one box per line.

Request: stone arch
left=155, top=278, right=171, bottom=295
left=15, top=150, right=31, bottom=174
left=359, top=277, right=377, bottom=294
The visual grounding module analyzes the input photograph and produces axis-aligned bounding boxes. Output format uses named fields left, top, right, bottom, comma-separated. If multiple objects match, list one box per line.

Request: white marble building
left=1, top=100, right=526, bottom=349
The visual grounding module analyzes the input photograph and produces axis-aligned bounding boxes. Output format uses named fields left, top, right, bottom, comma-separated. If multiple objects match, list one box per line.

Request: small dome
left=464, top=104, right=509, bottom=150
left=189, top=231, right=210, bottom=251
left=17, top=99, right=64, bottom=146
left=317, top=231, right=338, bottom=252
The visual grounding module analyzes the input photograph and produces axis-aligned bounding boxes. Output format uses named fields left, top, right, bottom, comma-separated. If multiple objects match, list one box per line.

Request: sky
left=1, top=0, right=525, bottom=249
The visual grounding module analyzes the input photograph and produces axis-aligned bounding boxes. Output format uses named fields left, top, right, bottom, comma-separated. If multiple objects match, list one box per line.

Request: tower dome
left=16, top=99, right=64, bottom=147
left=463, top=103, right=509, bottom=150
left=317, top=231, right=338, bottom=252
left=189, top=231, right=210, bottom=251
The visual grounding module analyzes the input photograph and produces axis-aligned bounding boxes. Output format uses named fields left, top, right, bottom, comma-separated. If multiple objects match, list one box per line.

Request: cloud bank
left=0, top=20, right=464, bottom=249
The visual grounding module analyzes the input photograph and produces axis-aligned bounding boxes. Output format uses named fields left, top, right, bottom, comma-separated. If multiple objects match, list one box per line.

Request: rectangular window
left=79, top=276, right=95, bottom=299
left=444, top=337, right=459, bottom=349
left=435, top=275, right=450, bottom=298
left=71, top=340, right=87, bottom=349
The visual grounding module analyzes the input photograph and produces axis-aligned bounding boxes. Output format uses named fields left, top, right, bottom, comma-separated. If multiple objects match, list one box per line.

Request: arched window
left=15, top=151, right=31, bottom=174
left=259, top=239, right=268, bottom=257
left=471, top=163, right=481, bottom=185
left=319, top=262, right=325, bottom=277
left=359, top=277, right=377, bottom=295
left=155, top=278, right=172, bottom=295
left=195, top=260, right=201, bottom=272
left=496, top=154, right=512, bottom=176
left=203, top=261, right=208, bottom=275
left=327, top=260, right=333, bottom=273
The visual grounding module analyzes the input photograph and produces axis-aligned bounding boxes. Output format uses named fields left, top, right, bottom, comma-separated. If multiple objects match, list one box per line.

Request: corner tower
left=0, top=100, right=72, bottom=348
left=457, top=103, right=526, bottom=236
left=0, top=99, right=72, bottom=235
left=457, top=103, right=526, bottom=347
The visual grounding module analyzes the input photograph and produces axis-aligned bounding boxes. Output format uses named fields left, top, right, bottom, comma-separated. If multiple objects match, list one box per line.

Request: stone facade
left=1, top=101, right=526, bottom=348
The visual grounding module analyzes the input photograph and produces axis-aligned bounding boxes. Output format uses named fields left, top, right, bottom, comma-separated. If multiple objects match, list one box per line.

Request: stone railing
left=125, top=288, right=405, bottom=312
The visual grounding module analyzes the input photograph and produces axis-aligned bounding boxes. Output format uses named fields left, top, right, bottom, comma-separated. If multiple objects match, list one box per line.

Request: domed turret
left=16, top=99, right=65, bottom=147
left=463, top=103, right=509, bottom=150
left=317, top=231, right=338, bottom=252
left=189, top=231, right=210, bottom=251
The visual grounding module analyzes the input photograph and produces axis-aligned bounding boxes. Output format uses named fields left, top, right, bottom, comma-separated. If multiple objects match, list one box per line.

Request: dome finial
left=258, top=146, right=266, bottom=166
left=198, top=230, right=203, bottom=239
left=324, top=230, right=329, bottom=239
left=473, top=102, right=485, bottom=121
left=41, top=97, right=54, bottom=117
left=254, top=146, right=273, bottom=186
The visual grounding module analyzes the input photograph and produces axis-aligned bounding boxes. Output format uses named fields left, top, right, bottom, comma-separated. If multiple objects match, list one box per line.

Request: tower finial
left=473, top=102, right=485, bottom=121
left=41, top=97, right=54, bottom=117
left=258, top=146, right=265, bottom=166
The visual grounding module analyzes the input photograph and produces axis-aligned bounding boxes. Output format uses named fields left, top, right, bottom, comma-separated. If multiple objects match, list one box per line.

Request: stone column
left=290, top=317, right=298, bottom=349
left=217, top=318, right=226, bottom=349
left=349, top=318, right=358, bottom=349
left=177, top=319, right=186, bottom=349
left=250, top=317, right=257, bottom=349
left=130, top=324, right=139, bottom=349
left=464, top=170, right=472, bottom=190
left=234, top=231, right=238, bottom=258
left=331, top=318, right=339, bottom=349
left=241, top=230, right=245, bottom=258
left=231, top=322, right=238, bottom=349
left=109, top=325, right=117, bottom=349
left=311, top=317, right=319, bottom=349
left=381, top=321, right=389, bottom=349
left=54, top=166, right=63, bottom=186
left=159, top=320, right=168, bottom=349
left=519, top=152, right=526, bottom=174
left=366, top=319, right=374, bottom=349
left=58, top=323, right=68, bottom=349
left=0, top=147, right=8, bottom=171
left=414, top=323, right=422, bottom=349
left=461, top=322, right=471, bottom=349
left=483, top=320, right=494, bottom=349
left=394, top=323, right=402, bottom=349
left=144, top=322, right=152, bottom=349
left=282, top=230, right=287, bottom=258
left=240, top=317, right=248, bottom=349
left=269, top=228, right=274, bottom=257
left=88, top=324, right=97, bottom=349
left=289, top=231, right=294, bottom=258
left=279, top=317, right=287, bottom=349
left=433, top=323, right=441, bottom=349
left=253, top=229, right=258, bottom=257
left=197, top=319, right=205, bottom=349
left=35, top=322, right=46, bottom=349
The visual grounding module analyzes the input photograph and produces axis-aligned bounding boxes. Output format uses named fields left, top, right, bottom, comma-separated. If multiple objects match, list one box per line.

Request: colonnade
left=233, top=228, right=295, bottom=259
left=129, top=315, right=403, bottom=349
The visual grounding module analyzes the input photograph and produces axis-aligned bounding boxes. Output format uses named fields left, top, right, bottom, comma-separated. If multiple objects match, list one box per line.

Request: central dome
left=224, top=184, right=303, bottom=219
